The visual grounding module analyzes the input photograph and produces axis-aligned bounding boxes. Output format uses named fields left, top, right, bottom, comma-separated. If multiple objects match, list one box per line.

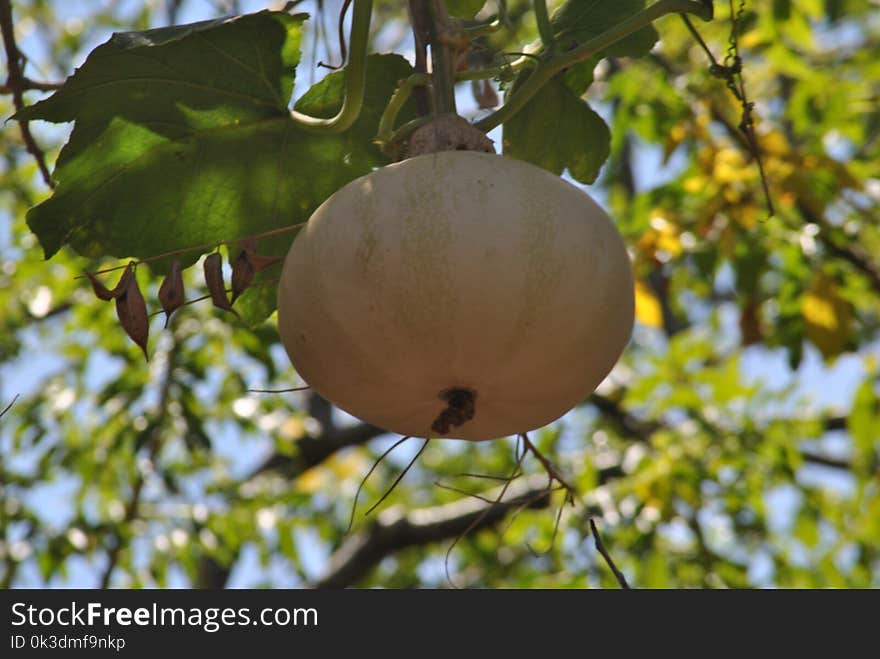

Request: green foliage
left=502, top=0, right=657, bottom=183
left=21, top=11, right=413, bottom=322
left=551, top=0, right=659, bottom=58
left=21, top=11, right=306, bottom=262
left=2, top=0, right=879, bottom=590
left=503, top=76, right=610, bottom=183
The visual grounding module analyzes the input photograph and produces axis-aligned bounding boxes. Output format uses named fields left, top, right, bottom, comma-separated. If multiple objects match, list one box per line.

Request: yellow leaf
left=638, top=213, right=682, bottom=262
left=684, top=176, right=707, bottom=193
left=802, top=273, right=852, bottom=360
left=279, top=416, right=306, bottom=439
left=294, top=450, right=369, bottom=494
left=635, top=279, right=663, bottom=328
left=328, top=451, right=369, bottom=479
left=758, top=130, right=790, bottom=156
left=713, top=147, right=750, bottom=184
left=663, top=122, right=688, bottom=162
left=295, top=467, right=327, bottom=494
left=735, top=204, right=760, bottom=229
left=739, top=29, right=763, bottom=49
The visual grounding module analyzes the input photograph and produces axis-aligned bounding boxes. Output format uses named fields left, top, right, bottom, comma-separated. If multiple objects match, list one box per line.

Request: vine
left=680, top=0, right=774, bottom=217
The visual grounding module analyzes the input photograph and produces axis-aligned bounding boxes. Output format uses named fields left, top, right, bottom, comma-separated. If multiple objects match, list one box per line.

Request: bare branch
left=0, top=77, right=62, bottom=93
left=589, top=518, right=630, bottom=589
left=0, top=394, right=19, bottom=419
left=798, top=449, right=852, bottom=471
left=310, top=475, right=553, bottom=589
left=521, top=432, right=576, bottom=495
left=0, top=0, right=55, bottom=187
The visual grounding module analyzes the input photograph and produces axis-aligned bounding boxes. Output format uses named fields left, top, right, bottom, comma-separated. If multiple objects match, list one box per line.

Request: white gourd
left=277, top=151, right=634, bottom=440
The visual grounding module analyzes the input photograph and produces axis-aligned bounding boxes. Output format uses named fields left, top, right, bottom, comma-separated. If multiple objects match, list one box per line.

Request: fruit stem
left=533, top=0, right=555, bottom=52
left=428, top=0, right=459, bottom=116
left=289, top=0, right=372, bottom=133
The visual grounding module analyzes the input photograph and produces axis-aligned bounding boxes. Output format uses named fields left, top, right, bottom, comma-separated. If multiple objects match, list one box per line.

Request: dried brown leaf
left=203, top=252, right=233, bottom=312
left=158, top=259, right=185, bottom=328
left=86, top=271, right=115, bottom=301
left=230, top=248, right=254, bottom=304
left=238, top=237, right=281, bottom=274
left=115, top=265, right=149, bottom=359
left=112, top=265, right=135, bottom=296
left=246, top=252, right=282, bottom=273
left=86, top=266, right=133, bottom=301
left=472, top=79, right=499, bottom=110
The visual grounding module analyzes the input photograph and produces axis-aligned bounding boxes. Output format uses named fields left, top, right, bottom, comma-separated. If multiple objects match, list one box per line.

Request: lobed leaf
left=503, top=77, right=610, bottom=184
left=21, top=9, right=413, bottom=323
left=501, top=0, right=658, bottom=183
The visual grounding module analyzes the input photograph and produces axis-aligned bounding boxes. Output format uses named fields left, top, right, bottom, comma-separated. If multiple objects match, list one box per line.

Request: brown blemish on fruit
left=431, top=387, right=476, bottom=435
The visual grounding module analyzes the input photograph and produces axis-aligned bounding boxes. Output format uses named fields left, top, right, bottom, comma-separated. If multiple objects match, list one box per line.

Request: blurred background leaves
left=1, top=0, right=878, bottom=588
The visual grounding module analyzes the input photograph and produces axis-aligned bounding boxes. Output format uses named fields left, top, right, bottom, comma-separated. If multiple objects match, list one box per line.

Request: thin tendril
left=433, top=481, right=496, bottom=504
left=346, top=436, right=411, bottom=533
left=444, top=441, right=527, bottom=588
left=363, top=438, right=430, bottom=517
left=318, top=0, right=352, bottom=69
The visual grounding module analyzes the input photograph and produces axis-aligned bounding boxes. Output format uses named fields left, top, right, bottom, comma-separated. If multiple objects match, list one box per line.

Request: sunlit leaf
left=802, top=272, right=852, bottom=360
left=634, top=279, right=663, bottom=328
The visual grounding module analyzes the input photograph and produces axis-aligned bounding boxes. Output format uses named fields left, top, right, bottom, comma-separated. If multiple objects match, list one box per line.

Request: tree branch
left=589, top=518, right=630, bottom=589
left=800, top=202, right=880, bottom=295
left=248, top=420, right=388, bottom=480
left=0, top=394, right=17, bottom=419
left=199, top=392, right=848, bottom=588
left=310, top=475, right=553, bottom=588
left=590, top=392, right=851, bottom=470
left=0, top=77, right=62, bottom=93
left=0, top=0, right=55, bottom=188
left=194, top=399, right=387, bottom=588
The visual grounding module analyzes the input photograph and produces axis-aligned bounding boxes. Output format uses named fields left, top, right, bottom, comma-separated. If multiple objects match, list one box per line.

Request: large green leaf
left=551, top=0, right=659, bottom=60
left=503, top=77, right=610, bottom=184
left=21, top=10, right=413, bottom=322
left=501, top=0, right=656, bottom=183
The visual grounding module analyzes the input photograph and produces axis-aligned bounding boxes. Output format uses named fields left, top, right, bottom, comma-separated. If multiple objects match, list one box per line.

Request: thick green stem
left=475, top=0, right=712, bottom=132
left=290, top=0, right=372, bottom=133
left=533, top=0, right=555, bottom=51
left=455, top=61, right=522, bottom=81
left=429, top=0, right=457, bottom=115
